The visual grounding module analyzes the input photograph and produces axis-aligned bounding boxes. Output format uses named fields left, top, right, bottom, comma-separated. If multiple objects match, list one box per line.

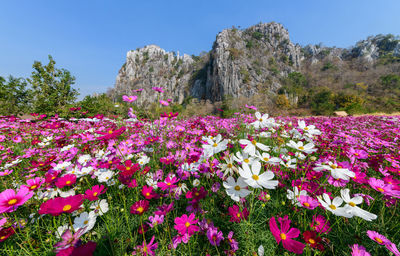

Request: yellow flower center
left=309, top=238, right=316, bottom=244
left=280, top=233, right=287, bottom=240
left=0, top=235, right=6, bottom=240
left=167, top=182, right=171, bottom=186
left=66, top=181, right=71, bottom=185
left=227, top=163, right=233, bottom=168
left=304, top=127, right=309, bottom=130
left=377, top=187, right=384, bottom=192
left=252, top=175, right=259, bottom=181
left=298, top=146, right=304, bottom=150
left=259, top=118, right=263, bottom=122
left=304, top=202, right=310, bottom=207
left=146, top=192, right=150, bottom=196
left=349, top=202, right=356, bottom=207
left=236, top=213, right=241, bottom=218
left=329, top=204, right=336, bottom=210
left=375, top=237, right=383, bottom=244
left=234, top=185, right=241, bottom=191
left=213, top=143, right=218, bottom=147
left=137, top=207, right=144, bottom=213
left=63, top=205, right=72, bottom=211
left=251, top=140, right=257, bottom=145
left=84, top=220, right=89, bottom=225
left=8, top=199, right=17, bottom=205
left=244, top=159, right=250, bottom=163
left=30, top=185, right=37, bottom=190
left=263, top=157, right=269, bottom=162
left=93, top=192, right=98, bottom=197
left=185, top=222, right=190, bottom=228
left=126, top=167, right=131, bottom=171
left=108, top=130, right=113, bottom=134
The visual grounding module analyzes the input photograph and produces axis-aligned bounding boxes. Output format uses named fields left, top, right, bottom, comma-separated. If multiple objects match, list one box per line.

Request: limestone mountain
left=112, top=22, right=400, bottom=110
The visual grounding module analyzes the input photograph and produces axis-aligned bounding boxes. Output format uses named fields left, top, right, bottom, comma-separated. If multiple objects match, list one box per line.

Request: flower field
left=0, top=112, right=399, bottom=256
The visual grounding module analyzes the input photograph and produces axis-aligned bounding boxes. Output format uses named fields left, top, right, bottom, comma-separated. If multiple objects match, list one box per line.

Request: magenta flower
left=172, top=233, right=189, bottom=249
left=54, top=228, right=86, bottom=252
left=85, top=185, right=107, bottom=201
left=38, top=195, right=83, bottom=216
left=366, top=230, right=390, bottom=245
left=55, top=174, right=77, bottom=188
left=310, top=215, right=331, bottom=234
left=227, top=231, right=239, bottom=251
left=299, top=195, right=319, bottom=209
left=157, top=176, right=178, bottom=191
left=130, top=200, right=149, bottom=215
left=269, top=215, right=305, bottom=254
left=133, top=235, right=158, bottom=256
left=122, top=95, right=138, bottom=103
left=148, top=215, right=164, bottom=228
left=350, top=244, right=370, bottom=256
left=22, top=177, right=45, bottom=191
left=0, top=187, right=33, bottom=213
left=227, top=205, right=249, bottom=223
left=207, top=227, right=224, bottom=246
left=174, top=213, right=199, bottom=235
left=152, top=87, right=164, bottom=93
left=159, top=100, right=169, bottom=106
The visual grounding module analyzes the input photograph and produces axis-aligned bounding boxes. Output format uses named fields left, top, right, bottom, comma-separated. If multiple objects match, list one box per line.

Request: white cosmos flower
left=54, top=161, right=72, bottom=171
left=90, top=199, right=109, bottom=216
left=73, top=211, right=97, bottom=233
left=317, top=193, right=353, bottom=218
left=223, top=176, right=251, bottom=202
left=57, top=189, right=76, bottom=198
left=286, top=140, right=317, bottom=154
left=97, top=170, right=115, bottom=183
left=193, top=179, right=201, bottom=187
left=340, top=189, right=377, bottom=221
left=251, top=112, right=269, bottom=129
left=202, top=134, right=228, bottom=156
left=239, top=139, right=270, bottom=156
left=78, top=154, right=92, bottom=166
left=60, top=144, right=75, bottom=152
left=239, top=162, right=278, bottom=189
left=233, top=151, right=256, bottom=165
left=220, top=154, right=238, bottom=177
left=298, top=120, right=321, bottom=135
left=138, top=155, right=150, bottom=166
left=287, top=187, right=308, bottom=206
left=255, top=151, right=280, bottom=165
left=280, top=155, right=297, bottom=169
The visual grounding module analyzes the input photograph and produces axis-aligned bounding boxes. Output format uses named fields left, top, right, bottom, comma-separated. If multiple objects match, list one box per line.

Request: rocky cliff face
left=113, top=23, right=400, bottom=105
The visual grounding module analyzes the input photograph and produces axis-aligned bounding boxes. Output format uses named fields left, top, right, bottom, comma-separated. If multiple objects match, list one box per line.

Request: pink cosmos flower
left=159, top=100, right=169, bottom=106
left=207, top=226, right=224, bottom=246
left=0, top=217, right=7, bottom=228
left=310, top=215, right=330, bottom=234
left=142, top=185, right=157, bottom=200
left=227, top=231, right=239, bottom=251
left=38, top=195, right=84, bottom=216
left=152, top=87, right=164, bottom=93
left=174, top=213, right=199, bottom=236
left=85, top=185, right=107, bottom=201
left=269, top=215, right=305, bottom=254
left=122, top=95, right=138, bottom=103
left=55, top=174, right=77, bottom=188
left=0, top=187, right=33, bottom=213
left=385, top=242, right=400, bottom=256
left=0, top=170, right=13, bottom=176
left=132, top=235, right=158, bottom=256
left=157, top=176, right=178, bottom=191
left=96, top=126, right=126, bottom=141
left=350, top=244, right=370, bottom=256
left=22, top=177, right=45, bottom=191
left=54, top=228, right=86, bottom=252
left=366, top=230, right=390, bottom=245
left=298, top=195, right=319, bottom=209
left=227, top=205, right=249, bottom=223
left=130, top=200, right=149, bottom=215
left=172, top=233, right=190, bottom=248
left=245, top=104, right=257, bottom=110
left=148, top=215, right=164, bottom=228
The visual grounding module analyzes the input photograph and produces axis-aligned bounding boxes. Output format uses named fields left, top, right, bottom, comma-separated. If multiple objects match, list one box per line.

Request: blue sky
left=1, top=0, right=399, bottom=98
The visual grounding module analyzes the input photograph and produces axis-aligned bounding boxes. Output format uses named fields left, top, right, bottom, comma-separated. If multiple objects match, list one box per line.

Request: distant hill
left=111, top=22, right=400, bottom=115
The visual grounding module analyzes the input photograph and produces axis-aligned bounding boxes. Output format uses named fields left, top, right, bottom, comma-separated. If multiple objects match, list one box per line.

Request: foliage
left=27, top=55, right=79, bottom=115
left=309, top=87, right=335, bottom=115
left=0, top=76, right=31, bottom=116
left=275, top=94, right=290, bottom=109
